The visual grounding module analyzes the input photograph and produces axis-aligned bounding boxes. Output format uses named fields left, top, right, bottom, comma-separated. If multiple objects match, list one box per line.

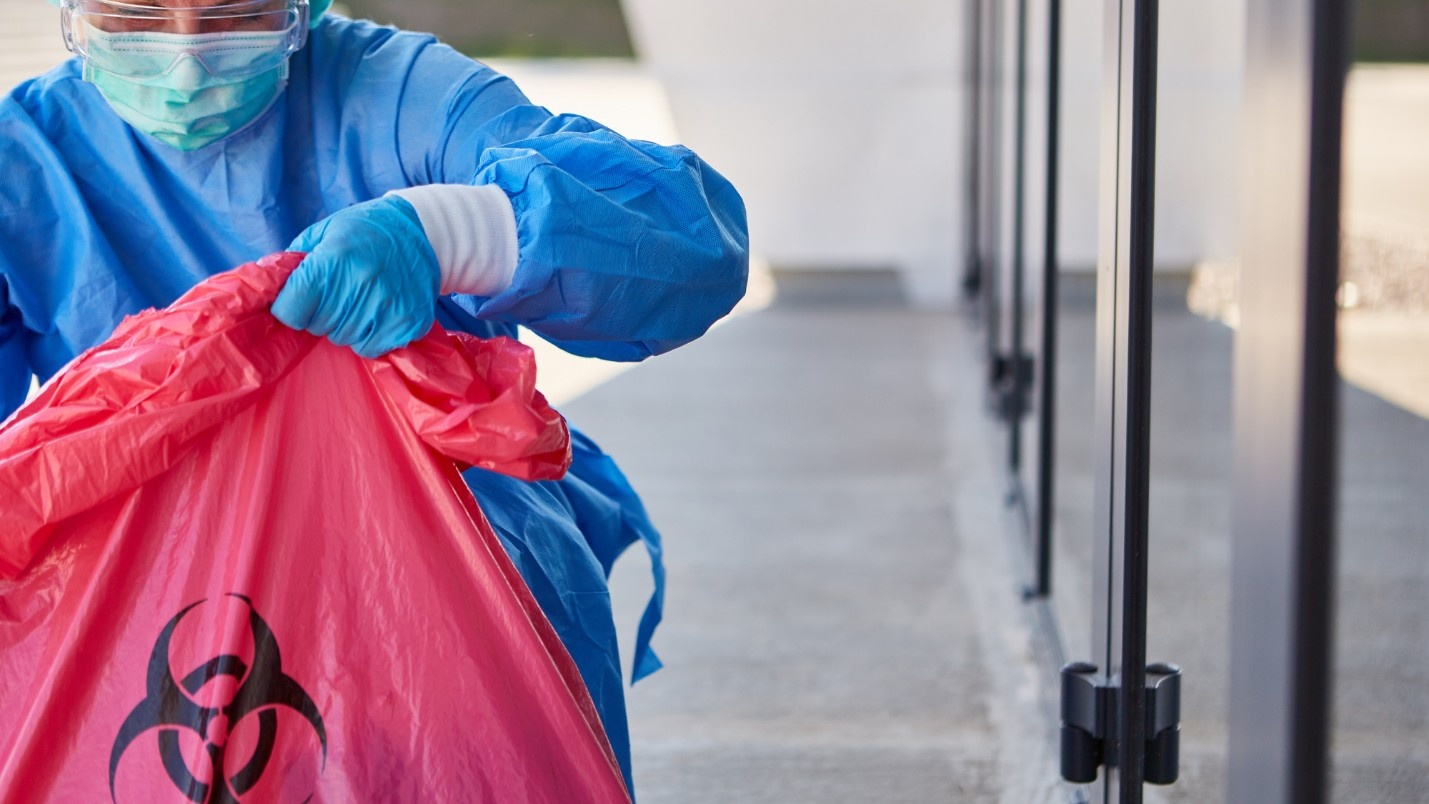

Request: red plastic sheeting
left=0, top=253, right=629, bottom=803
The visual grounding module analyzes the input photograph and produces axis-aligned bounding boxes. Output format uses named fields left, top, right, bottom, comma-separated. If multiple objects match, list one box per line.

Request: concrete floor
left=561, top=273, right=1064, bottom=803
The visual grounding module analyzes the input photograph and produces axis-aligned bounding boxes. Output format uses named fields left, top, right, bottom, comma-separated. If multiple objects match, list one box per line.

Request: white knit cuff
left=389, top=183, right=519, bottom=296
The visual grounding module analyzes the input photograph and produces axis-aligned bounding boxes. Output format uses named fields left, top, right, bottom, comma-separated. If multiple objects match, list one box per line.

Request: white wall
left=1150, top=0, right=1247, bottom=268
left=622, top=0, right=1249, bottom=307
left=620, top=0, right=966, bottom=306
left=1057, top=0, right=1246, bottom=272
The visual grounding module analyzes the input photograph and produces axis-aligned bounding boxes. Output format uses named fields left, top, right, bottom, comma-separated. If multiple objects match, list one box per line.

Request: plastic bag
left=0, top=253, right=629, bottom=803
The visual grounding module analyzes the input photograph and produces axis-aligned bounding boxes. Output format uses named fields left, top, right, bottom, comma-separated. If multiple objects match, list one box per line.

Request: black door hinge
left=1060, top=662, right=1181, bottom=786
left=988, top=352, right=1035, bottom=420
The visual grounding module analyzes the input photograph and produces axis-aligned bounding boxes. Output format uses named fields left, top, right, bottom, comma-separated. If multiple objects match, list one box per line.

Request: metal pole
left=1034, top=0, right=1062, bottom=598
left=983, top=0, right=1004, bottom=372
left=1118, top=0, right=1159, bottom=794
left=1090, top=0, right=1159, bottom=797
left=964, top=0, right=984, bottom=302
left=1009, top=0, right=1030, bottom=473
left=1288, top=0, right=1346, bottom=789
left=1226, top=0, right=1347, bottom=799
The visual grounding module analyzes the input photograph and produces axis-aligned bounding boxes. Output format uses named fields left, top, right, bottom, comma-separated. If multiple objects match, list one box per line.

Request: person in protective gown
left=0, top=0, right=750, bottom=794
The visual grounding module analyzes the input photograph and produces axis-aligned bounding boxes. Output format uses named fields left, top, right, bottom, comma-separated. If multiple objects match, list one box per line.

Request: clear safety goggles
left=60, top=0, right=309, bottom=80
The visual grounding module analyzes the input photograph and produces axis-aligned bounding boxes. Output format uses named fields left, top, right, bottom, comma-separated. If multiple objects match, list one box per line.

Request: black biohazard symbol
left=109, top=594, right=327, bottom=803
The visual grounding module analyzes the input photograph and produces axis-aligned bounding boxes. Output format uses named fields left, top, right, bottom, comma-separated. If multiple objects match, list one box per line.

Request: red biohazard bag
left=0, top=254, right=630, bottom=803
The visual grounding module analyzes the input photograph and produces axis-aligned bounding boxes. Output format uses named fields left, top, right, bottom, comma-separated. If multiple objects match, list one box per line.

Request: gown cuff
left=388, top=183, right=520, bottom=296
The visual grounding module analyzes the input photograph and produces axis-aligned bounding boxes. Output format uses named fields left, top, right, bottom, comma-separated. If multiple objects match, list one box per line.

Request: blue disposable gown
left=0, top=16, right=749, bottom=793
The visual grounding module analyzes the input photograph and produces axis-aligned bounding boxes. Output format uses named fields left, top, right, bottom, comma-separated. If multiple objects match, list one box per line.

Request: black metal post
left=982, top=0, right=1004, bottom=372
left=1033, top=0, right=1062, bottom=598
left=1289, top=0, right=1347, bottom=791
left=1088, top=0, right=1160, bottom=797
left=1118, top=0, right=1159, bottom=794
left=964, top=0, right=984, bottom=302
left=1008, top=0, right=1030, bottom=473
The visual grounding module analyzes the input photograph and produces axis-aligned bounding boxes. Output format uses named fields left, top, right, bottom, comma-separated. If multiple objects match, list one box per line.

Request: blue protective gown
left=0, top=16, right=749, bottom=792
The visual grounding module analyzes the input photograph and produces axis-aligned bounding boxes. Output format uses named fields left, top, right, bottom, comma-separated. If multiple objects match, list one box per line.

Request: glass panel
left=1144, top=270, right=1236, bottom=801
left=1330, top=53, right=1429, bottom=800
left=1045, top=0, right=1104, bottom=681
left=1048, top=278, right=1097, bottom=671
left=1013, top=0, right=1051, bottom=583
left=1139, top=0, right=1246, bottom=798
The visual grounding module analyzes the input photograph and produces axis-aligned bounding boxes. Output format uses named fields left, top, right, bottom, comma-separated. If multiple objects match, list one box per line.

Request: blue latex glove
left=273, top=196, right=441, bottom=359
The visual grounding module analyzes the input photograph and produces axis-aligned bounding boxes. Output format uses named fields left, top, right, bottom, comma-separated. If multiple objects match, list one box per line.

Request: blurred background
left=342, top=0, right=634, bottom=56
left=3, top=1, right=1425, bottom=801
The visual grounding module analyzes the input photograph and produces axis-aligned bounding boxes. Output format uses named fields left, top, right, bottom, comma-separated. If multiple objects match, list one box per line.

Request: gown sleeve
left=0, top=277, right=31, bottom=421
left=388, top=39, right=750, bottom=362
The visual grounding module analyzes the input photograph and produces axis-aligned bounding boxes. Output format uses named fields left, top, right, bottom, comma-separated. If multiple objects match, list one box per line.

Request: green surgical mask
left=81, top=31, right=292, bottom=151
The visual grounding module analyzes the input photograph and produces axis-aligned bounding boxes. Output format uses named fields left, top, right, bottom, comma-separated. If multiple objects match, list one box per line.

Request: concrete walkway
left=564, top=274, right=1063, bottom=803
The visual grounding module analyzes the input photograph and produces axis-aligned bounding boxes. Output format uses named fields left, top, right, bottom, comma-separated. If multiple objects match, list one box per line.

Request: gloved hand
left=272, top=196, right=441, bottom=359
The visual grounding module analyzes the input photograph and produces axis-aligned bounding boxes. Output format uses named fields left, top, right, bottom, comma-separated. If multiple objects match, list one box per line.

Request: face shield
left=59, top=0, right=310, bottom=81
